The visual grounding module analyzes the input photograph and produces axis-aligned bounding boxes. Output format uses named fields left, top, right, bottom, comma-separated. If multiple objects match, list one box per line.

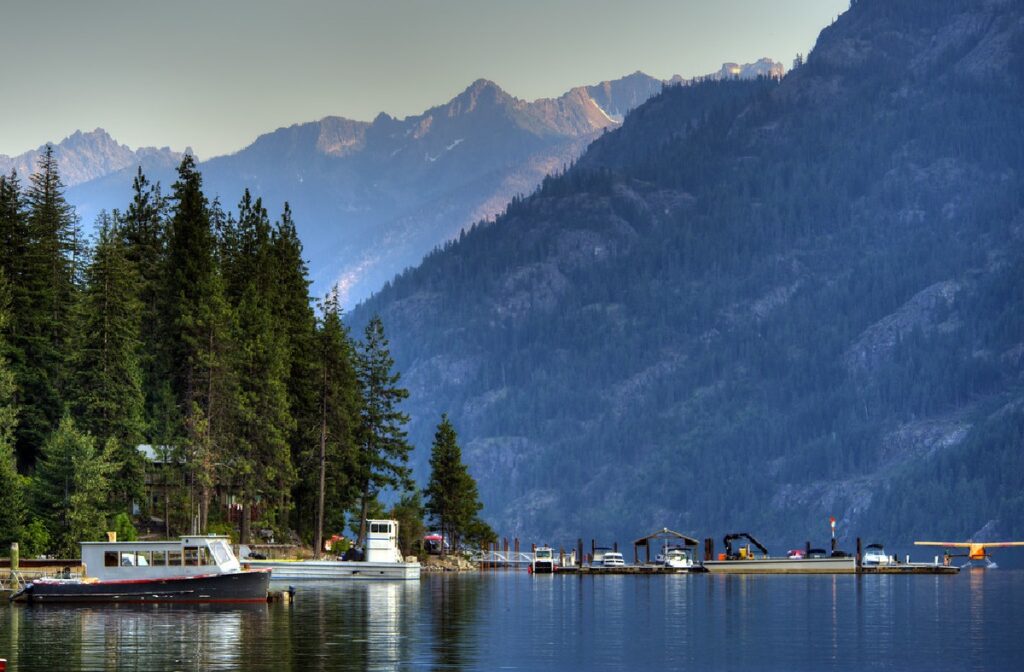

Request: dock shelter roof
left=633, top=528, right=699, bottom=547
left=633, top=528, right=700, bottom=564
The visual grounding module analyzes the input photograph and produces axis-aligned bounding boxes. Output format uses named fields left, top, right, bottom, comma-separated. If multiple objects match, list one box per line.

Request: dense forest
left=353, top=0, right=1024, bottom=546
left=0, top=151, right=487, bottom=557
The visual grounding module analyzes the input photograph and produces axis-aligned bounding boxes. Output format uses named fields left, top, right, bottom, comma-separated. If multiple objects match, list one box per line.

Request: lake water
left=2, top=569, right=1022, bottom=670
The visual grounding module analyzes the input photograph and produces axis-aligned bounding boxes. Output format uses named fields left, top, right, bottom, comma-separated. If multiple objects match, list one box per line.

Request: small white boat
left=243, top=520, right=420, bottom=581
left=656, top=545, right=696, bottom=569
left=530, top=546, right=556, bottom=574
left=602, top=551, right=625, bottom=567
left=861, top=543, right=895, bottom=566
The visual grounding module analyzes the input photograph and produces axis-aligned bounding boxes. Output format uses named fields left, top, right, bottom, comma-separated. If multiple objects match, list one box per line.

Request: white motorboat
left=530, top=546, right=556, bottom=574
left=601, top=551, right=625, bottom=567
left=243, top=520, right=420, bottom=581
left=861, top=543, right=896, bottom=566
left=656, top=545, right=696, bottom=569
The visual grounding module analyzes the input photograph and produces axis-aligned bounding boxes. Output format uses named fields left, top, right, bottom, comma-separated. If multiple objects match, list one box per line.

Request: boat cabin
left=81, top=535, right=241, bottom=581
left=365, top=520, right=404, bottom=563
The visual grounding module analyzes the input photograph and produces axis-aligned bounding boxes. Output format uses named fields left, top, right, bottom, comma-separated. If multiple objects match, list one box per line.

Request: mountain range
left=2, top=61, right=782, bottom=306
left=351, top=0, right=1024, bottom=547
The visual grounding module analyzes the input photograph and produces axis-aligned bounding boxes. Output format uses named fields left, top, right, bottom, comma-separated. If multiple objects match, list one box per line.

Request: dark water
left=2, top=569, right=1022, bottom=671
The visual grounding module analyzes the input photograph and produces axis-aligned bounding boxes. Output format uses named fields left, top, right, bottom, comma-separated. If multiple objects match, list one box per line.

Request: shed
left=633, top=527, right=700, bottom=565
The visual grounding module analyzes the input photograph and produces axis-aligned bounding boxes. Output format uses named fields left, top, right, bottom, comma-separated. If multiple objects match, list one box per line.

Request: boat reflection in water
left=6, top=602, right=269, bottom=670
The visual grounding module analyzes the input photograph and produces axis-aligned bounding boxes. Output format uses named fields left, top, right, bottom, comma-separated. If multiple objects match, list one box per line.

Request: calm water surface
left=2, top=569, right=1022, bottom=670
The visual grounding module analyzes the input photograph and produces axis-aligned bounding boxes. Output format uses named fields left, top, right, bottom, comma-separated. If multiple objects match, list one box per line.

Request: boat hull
left=243, top=559, right=420, bottom=581
left=703, top=557, right=857, bottom=574
left=17, top=569, right=270, bottom=604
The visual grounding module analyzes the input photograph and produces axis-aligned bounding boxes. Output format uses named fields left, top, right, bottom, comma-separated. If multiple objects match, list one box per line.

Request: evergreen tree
left=271, top=203, right=320, bottom=534
left=121, top=168, right=168, bottom=441
left=163, top=155, right=233, bottom=532
left=32, top=415, right=112, bottom=556
left=390, top=489, right=425, bottom=558
left=220, top=191, right=295, bottom=541
left=70, top=212, right=146, bottom=513
left=0, top=271, right=25, bottom=548
left=354, top=315, right=412, bottom=544
left=424, top=414, right=483, bottom=553
left=10, top=148, right=79, bottom=465
left=311, top=292, right=360, bottom=556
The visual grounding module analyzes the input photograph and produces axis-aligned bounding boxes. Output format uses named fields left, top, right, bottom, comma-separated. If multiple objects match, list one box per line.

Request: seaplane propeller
left=914, top=541, right=1024, bottom=568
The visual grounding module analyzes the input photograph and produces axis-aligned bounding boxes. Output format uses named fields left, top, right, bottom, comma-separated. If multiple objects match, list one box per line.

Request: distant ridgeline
left=352, top=0, right=1024, bottom=546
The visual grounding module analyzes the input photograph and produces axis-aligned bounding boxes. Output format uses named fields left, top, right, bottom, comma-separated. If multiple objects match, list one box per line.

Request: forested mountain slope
left=353, top=0, right=1024, bottom=547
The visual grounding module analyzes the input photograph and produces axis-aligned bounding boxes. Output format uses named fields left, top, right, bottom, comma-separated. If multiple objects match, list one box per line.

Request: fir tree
left=163, top=155, right=233, bottom=532
left=0, top=271, right=25, bottom=548
left=11, top=148, right=79, bottom=465
left=354, top=315, right=412, bottom=544
left=221, top=191, right=295, bottom=541
left=311, top=292, right=360, bottom=557
left=70, top=212, right=146, bottom=513
left=424, top=414, right=483, bottom=553
left=32, top=415, right=112, bottom=556
left=121, top=168, right=168, bottom=441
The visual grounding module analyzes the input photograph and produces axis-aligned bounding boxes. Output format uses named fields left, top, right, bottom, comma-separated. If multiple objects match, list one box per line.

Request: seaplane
left=914, top=540, right=1024, bottom=568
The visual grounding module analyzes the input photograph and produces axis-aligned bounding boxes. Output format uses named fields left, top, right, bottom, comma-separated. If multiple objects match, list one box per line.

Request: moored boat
left=11, top=535, right=270, bottom=604
left=530, top=546, right=556, bottom=574
left=702, top=532, right=857, bottom=574
left=242, top=519, right=420, bottom=581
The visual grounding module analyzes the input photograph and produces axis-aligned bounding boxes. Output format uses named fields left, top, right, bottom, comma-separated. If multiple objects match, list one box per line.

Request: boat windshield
left=536, top=548, right=553, bottom=560
left=210, top=540, right=233, bottom=565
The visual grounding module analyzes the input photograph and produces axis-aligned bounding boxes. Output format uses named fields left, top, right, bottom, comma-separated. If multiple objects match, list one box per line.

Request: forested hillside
left=353, top=0, right=1024, bottom=547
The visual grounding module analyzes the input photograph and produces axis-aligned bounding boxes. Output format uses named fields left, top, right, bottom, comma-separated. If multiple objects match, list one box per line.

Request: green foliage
left=0, top=271, right=25, bottom=547
left=33, top=416, right=113, bottom=556
left=390, top=489, right=425, bottom=557
left=424, top=414, right=484, bottom=552
left=20, top=519, right=50, bottom=557
left=70, top=214, right=147, bottom=510
left=112, top=512, right=138, bottom=542
left=354, top=315, right=412, bottom=541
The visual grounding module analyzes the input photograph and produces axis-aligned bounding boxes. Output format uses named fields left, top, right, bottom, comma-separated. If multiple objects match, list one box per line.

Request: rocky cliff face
left=0, top=129, right=182, bottom=187
left=352, top=0, right=1024, bottom=546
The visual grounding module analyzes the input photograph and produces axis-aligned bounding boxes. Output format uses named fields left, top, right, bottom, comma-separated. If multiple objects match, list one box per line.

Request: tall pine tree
left=10, top=148, right=79, bottom=465
left=0, top=270, right=25, bottom=548
left=424, top=414, right=483, bottom=553
left=354, top=315, right=412, bottom=544
left=70, top=212, right=146, bottom=514
left=163, top=155, right=233, bottom=533
left=311, top=292, right=360, bottom=557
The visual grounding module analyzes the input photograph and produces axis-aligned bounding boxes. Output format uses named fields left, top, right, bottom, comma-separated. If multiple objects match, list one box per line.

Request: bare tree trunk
left=200, top=485, right=210, bottom=533
left=315, top=385, right=328, bottom=559
left=357, top=488, right=370, bottom=546
left=240, top=502, right=251, bottom=544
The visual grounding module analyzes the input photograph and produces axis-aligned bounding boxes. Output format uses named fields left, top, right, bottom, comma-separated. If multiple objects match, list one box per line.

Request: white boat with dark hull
left=530, top=546, right=557, bottom=574
left=11, top=536, right=270, bottom=604
left=242, top=520, right=420, bottom=581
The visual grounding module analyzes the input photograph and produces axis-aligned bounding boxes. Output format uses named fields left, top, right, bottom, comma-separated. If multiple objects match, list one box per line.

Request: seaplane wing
left=915, top=541, right=1024, bottom=548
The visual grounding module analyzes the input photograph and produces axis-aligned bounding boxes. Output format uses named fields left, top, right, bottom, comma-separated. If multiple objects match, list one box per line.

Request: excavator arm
left=723, top=533, right=769, bottom=558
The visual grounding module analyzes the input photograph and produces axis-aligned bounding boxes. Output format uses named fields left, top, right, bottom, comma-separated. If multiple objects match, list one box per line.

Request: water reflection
left=2, top=571, right=1023, bottom=670
left=5, top=603, right=266, bottom=671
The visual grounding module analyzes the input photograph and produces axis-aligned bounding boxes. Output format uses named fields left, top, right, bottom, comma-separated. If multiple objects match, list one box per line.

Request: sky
left=0, top=0, right=848, bottom=159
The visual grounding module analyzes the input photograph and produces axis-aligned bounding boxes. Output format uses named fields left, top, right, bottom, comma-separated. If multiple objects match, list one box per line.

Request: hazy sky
left=1, top=0, right=847, bottom=159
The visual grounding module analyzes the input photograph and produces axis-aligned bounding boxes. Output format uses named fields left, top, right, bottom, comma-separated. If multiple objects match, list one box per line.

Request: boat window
left=104, top=551, right=118, bottom=567
left=168, top=550, right=182, bottom=566
left=151, top=551, right=167, bottom=566
left=210, top=541, right=231, bottom=565
left=120, top=552, right=150, bottom=566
